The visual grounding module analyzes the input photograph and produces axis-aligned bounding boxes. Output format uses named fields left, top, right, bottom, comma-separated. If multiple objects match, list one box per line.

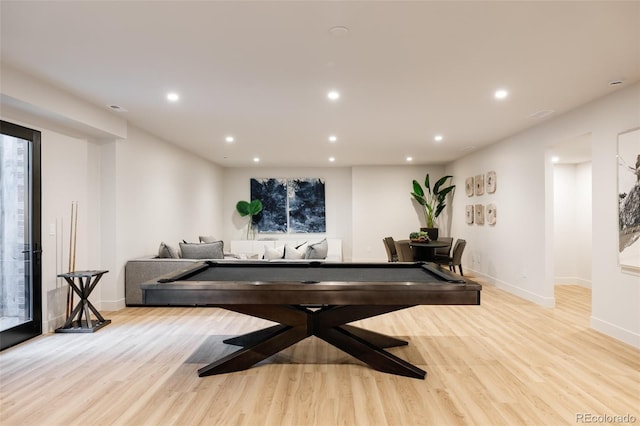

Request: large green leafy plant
left=411, top=174, right=455, bottom=228
left=236, top=199, right=263, bottom=239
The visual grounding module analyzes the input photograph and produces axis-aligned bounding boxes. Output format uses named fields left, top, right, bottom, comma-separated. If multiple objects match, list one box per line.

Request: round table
left=404, top=240, right=450, bottom=261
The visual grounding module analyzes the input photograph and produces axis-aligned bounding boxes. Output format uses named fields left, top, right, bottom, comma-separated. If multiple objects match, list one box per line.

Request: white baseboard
left=100, top=298, right=126, bottom=312
left=467, top=267, right=555, bottom=308
left=590, top=316, right=640, bottom=349
left=554, top=276, right=592, bottom=288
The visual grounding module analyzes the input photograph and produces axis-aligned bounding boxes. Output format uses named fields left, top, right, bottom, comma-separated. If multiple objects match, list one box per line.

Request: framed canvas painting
left=618, top=128, right=640, bottom=270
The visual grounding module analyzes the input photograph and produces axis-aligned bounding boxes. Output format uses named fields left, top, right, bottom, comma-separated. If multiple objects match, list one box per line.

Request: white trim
left=467, top=267, right=555, bottom=308
left=554, top=276, right=592, bottom=288
left=591, top=316, right=640, bottom=349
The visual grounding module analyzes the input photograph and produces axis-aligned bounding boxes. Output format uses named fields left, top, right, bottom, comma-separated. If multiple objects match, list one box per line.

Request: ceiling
left=1, top=1, right=639, bottom=167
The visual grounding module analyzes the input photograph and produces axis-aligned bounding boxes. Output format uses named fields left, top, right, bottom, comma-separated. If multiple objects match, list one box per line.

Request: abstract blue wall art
left=251, top=178, right=287, bottom=233
left=249, top=178, right=326, bottom=234
left=288, top=178, right=326, bottom=233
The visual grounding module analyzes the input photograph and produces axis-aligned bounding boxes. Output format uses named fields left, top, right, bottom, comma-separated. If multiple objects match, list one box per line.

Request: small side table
left=56, top=270, right=111, bottom=333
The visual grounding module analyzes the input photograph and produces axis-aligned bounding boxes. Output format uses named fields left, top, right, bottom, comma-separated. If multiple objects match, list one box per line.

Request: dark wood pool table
left=141, top=261, right=481, bottom=379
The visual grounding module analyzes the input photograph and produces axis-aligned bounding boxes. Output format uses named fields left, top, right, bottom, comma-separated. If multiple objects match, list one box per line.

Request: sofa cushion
left=179, top=241, right=224, bottom=259
left=305, top=238, right=328, bottom=259
left=264, top=245, right=284, bottom=259
left=158, top=242, right=180, bottom=259
left=284, top=244, right=306, bottom=259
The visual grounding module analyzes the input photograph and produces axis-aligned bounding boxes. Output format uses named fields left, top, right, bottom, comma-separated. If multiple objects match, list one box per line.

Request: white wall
left=448, top=83, right=640, bottom=347
left=2, top=69, right=225, bottom=330
left=101, top=125, right=225, bottom=311
left=553, top=162, right=592, bottom=287
left=351, top=165, right=447, bottom=261
left=221, top=167, right=352, bottom=259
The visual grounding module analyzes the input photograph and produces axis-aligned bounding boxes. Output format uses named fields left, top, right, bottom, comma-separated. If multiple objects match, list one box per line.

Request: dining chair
left=394, top=240, right=414, bottom=262
left=383, top=237, right=398, bottom=262
left=435, top=239, right=466, bottom=275
left=433, top=237, right=453, bottom=260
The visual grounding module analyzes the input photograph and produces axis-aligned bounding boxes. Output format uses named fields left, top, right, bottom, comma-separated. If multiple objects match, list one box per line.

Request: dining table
left=402, top=240, right=450, bottom=261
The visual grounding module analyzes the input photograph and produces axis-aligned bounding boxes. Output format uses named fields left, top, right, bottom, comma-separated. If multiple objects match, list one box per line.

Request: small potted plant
left=409, top=231, right=430, bottom=242
left=236, top=199, right=263, bottom=239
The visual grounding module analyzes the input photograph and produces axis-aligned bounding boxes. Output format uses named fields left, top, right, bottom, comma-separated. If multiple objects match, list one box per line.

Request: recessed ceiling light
left=253, top=157, right=260, bottom=163
left=327, top=90, right=340, bottom=101
left=225, top=136, right=234, bottom=143
left=434, top=135, right=444, bottom=142
left=107, top=104, right=127, bottom=112
left=551, top=156, right=560, bottom=163
left=329, top=157, right=336, bottom=162
left=328, top=135, right=337, bottom=143
left=494, top=89, right=509, bottom=100
left=406, top=156, right=413, bottom=162
left=167, top=92, right=179, bottom=102
left=328, top=26, right=349, bottom=38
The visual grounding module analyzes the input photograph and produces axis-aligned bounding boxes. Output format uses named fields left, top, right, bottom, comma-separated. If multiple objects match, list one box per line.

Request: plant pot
left=420, top=227, right=439, bottom=241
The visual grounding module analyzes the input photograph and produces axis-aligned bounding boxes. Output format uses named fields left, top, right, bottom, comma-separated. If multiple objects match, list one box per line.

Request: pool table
left=141, top=260, right=481, bottom=379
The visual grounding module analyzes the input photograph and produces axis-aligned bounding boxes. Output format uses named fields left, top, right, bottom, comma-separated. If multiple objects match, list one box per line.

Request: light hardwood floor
left=1, top=281, right=638, bottom=426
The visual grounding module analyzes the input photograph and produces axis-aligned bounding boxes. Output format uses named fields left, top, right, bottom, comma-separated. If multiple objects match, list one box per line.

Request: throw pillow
left=305, top=238, right=328, bottom=259
left=199, top=235, right=218, bottom=243
left=263, top=245, right=284, bottom=260
left=284, top=244, right=305, bottom=259
left=179, top=241, right=224, bottom=259
left=158, top=242, right=180, bottom=259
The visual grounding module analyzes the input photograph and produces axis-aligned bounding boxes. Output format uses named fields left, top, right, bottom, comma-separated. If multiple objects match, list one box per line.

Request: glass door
left=0, top=120, right=42, bottom=350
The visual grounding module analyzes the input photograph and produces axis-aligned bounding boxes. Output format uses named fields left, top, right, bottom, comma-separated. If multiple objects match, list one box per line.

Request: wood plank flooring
left=1, top=281, right=638, bottom=425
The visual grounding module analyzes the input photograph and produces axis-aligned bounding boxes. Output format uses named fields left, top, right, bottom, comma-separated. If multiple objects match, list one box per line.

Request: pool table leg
left=198, top=324, right=308, bottom=377
left=198, top=304, right=426, bottom=379
left=223, top=324, right=289, bottom=347
left=338, top=325, right=408, bottom=348
left=317, top=325, right=425, bottom=379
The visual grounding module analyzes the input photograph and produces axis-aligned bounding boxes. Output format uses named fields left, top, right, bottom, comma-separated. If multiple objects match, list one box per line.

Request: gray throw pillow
left=305, top=239, right=328, bottom=259
left=199, top=235, right=218, bottom=243
left=158, top=242, right=180, bottom=259
left=179, top=241, right=224, bottom=259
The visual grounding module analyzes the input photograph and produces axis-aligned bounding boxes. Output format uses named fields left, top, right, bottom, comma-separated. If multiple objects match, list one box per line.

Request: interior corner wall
left=221, top=167, right=353, bottom=259
left=107, top=125, right=225, bottom=309
left=350, top=165, right=446, bottom=262
left=448, top=83, right=640, bottom=347
left=553, top=163, right=593, bottom=287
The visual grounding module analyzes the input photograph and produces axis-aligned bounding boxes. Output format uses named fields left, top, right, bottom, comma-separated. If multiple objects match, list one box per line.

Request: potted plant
left=236, top=199, right=263, bottom=239
left=410, top=174, right=455, bottom=241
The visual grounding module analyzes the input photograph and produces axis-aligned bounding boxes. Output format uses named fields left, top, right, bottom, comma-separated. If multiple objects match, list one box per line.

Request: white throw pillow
left=263, top=245, right=284, bottom=259
left=284, top=244, right=305, bottom=259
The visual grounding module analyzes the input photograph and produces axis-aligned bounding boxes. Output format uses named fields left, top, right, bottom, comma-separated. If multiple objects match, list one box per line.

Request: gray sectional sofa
left=125, top=257, right=202, bottom=305
left=125, top=238, right=343, bottom=306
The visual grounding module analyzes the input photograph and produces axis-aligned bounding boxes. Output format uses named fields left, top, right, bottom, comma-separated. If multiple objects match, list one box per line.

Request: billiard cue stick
left=66, top=202, right=78, bottom=319
left=66, top=202, right=74, bottom=319
left=72, top=202, right=78, bottom=273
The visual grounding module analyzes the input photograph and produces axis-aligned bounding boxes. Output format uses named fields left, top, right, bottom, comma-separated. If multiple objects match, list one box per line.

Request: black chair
left=383, top=237, right=398, bottom=262
left=394, top=240, right=414, bottom=262
left=435, top=239, right=466, bottom=275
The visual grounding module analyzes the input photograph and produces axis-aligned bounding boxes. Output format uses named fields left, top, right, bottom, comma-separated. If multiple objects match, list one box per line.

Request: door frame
left=0, top=120, right=42, bottom=350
